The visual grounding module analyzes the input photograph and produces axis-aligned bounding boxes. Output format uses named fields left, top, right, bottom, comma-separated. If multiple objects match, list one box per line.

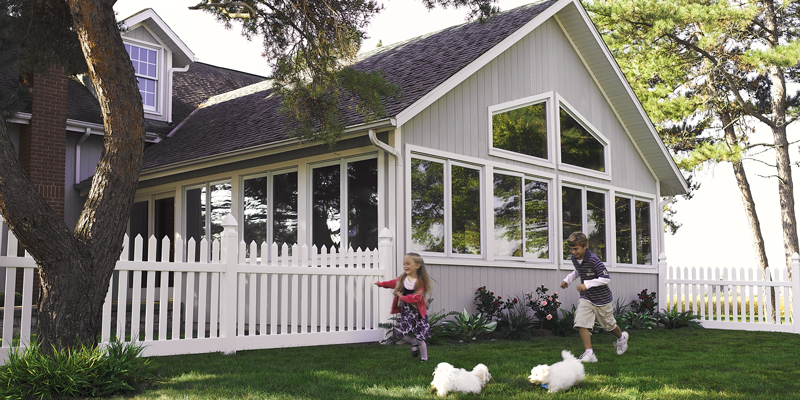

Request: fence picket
left=171, top=271, right=183, bottom=339
left=210, top=272, right=220, bottom=338
left=145, top=270, right=156, bottom=341
left=3, top=268, right=16, bottom=347
left=19, top=267, right=33, bottom=344
left=259, top=273, right=268, bottom=335
left=184, top=272, right=195, bottom=339
left=158, top=267, right=168, bottom=341
left=102, top=278, right=113, bottom=342
left=248, top=273, right=257, bottom=335
left=198, top=273, right=208, bottom=338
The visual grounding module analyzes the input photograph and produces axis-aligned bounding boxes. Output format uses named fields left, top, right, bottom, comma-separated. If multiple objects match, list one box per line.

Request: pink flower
left=548, top=297, right=552, bottom=301
left=541, top=300, right=547, bottom=306
left=526, top=292, right=531, bottom=296
left=554, top=292, right=558, bottom=295
left=546, top=314, right=553, bottom=320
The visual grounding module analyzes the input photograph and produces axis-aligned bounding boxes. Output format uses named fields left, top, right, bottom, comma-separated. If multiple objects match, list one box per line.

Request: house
left=128, top=0, right=688, bottom=313
left=0, top=9, right=266, bottom=294
left=2, top=0, right=687, bottom=315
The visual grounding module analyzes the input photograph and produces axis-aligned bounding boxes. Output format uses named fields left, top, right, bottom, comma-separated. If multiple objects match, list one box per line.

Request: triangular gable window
left=492, top=101, right=548, bottom=160
left=559, top=107, right=605, bottom=172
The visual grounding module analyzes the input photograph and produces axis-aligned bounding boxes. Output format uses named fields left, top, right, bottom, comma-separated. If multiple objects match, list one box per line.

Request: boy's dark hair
left=567, top=231, right=588, bottom=247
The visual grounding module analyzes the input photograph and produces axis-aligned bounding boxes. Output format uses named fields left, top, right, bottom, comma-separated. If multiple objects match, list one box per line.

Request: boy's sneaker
left=615, top=331, right=629, bottom=355
left=578, top=350, right=597, bottom=363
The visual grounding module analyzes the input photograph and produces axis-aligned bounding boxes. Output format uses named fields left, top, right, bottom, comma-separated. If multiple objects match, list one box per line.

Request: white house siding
left=402, top=19, right=656, bottom=195
left=429, top=263, right=657, bottom=316
left=399, top=18, right=663, bottom=313
left=64, top=132, right=104, bottom=230
left=125, top=26, right=159, bottom=46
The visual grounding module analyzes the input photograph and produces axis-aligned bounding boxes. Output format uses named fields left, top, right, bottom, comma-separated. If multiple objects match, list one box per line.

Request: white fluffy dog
left=528, top=350, right=585, bottom=393
left=430, top=362, right=492, bottom=396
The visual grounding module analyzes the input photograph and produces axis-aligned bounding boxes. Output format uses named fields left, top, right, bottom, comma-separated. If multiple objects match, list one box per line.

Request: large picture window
left=125, top=43, right=159, bottom=110
left=242, top=171, right=298, bottom=257
left=492, top=101, right=548, bottom=160
left=561, top=185, right=606, bottom=262
left=311, top=158, right=378, bottom=252
left=559, top=106, right=605, bottom=172
left=493, top=173, right=550, bottom=259
left=410, top=157, right=482, bottom=256
left=615, top=196, right=653, bottom=266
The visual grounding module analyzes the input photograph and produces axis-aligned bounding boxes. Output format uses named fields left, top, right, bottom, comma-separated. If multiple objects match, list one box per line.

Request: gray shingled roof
left=1, top=62, right=265, bottom=136
left=141, top=0, right=559, bottom=170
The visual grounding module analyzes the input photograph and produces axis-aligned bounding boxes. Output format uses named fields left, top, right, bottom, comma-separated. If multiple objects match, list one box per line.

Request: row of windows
left=409, top=156, right=652, bottom=265
left=129, top=154, right=652, bottom=266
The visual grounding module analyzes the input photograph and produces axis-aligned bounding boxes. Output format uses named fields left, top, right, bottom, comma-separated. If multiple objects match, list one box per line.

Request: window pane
left=243, top=177, right=268, bottom=257
left=615, top=196, right=632, bottom=264
left=129, top=201, right=149, bottom=261
left=154, top=197, right=175, bottom=263
left=348, top=159, right=378, bottom=251
left=562, top=186, right=582, bottom=259
left=492, top=102, right=548, bottom=159
left=452, top=165, right=481, bottom=255
left=209, top=182, right=232, bottom=245
left=560, top=108, right=604, bottom=172
left=273, top=172, right=298, bottom=253
left=524, top=179, right=549, bottom=259
left=312, top=165, right=341, bottom=251
left=587, top=191, right=606, bottom=262
left=636, top=200, right=652, bottom=265
left=493, top=174, right=522, bottom=257
left=410, top=159, right=444, bottom=252
left=185, top=187, right=204, bottom=261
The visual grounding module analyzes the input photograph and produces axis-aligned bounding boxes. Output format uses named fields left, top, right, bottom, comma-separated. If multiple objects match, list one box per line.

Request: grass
left=89, top=328, right=800, bottom=400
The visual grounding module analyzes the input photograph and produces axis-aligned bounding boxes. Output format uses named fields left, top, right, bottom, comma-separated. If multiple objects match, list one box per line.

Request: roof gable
left=121, top=9, right=195, bottom=67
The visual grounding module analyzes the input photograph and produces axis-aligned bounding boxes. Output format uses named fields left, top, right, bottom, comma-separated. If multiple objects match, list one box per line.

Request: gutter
left=75, top=128, right=92, bottom=185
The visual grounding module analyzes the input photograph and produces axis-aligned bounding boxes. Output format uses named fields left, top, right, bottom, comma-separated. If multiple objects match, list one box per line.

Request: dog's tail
left=561, top=350, right=577, bottom=361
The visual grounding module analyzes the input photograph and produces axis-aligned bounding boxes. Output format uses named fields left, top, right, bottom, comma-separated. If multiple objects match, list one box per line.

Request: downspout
left=75, top=127, right=91, bottom=185
left=166, top=65, right=190, bottom=124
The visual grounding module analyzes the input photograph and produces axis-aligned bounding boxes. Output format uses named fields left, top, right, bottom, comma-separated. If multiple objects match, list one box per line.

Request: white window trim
left=612, top=192, right=656, bottom=269
left=307, top=155, right=378, bottom=253
left=239, top=168, right=298, bottom=253
left=557, top=179, right=610, bottom=267
left=491, top=168, right=554, bottom=263
left=182, top=179, right=232, bottom=260
left=556, top=94, right=612, bottom=181
left=488, top=91, right=556, bottom=169
left=124, top=38, right=163, bottom=115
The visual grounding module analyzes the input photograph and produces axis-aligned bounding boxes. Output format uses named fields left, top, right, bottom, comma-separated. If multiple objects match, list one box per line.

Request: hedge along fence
left=658, top=253, right=799, bottom=333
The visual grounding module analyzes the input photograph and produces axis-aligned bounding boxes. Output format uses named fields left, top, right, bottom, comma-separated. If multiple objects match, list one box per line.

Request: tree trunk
left=720, top=112, right=776, bottom=322
left=0, top=0, right=145, bottom=351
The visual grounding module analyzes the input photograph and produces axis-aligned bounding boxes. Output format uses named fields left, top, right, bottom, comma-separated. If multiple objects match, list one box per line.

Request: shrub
left=497, top=299, right=535, bottom=340
left=551, top=305, right=577, bottom=336
left=525, top=284, right=562, bottom=331
left=0, top=292, right=23, bottom=307
left=0, top=339, right=151, bottom=399
left=618, top=311, right=659, bottom=330
left=440, top=309, right=497, bottom=342
left=659, top=305, right=703, bottom=329
left=474, top=286, right=514, bottom=321
left=630, top=289, right=658, bottom=315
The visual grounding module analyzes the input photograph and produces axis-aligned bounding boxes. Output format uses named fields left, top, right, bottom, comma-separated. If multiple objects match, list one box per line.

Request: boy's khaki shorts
left=573, top=298, right=617, bottom=331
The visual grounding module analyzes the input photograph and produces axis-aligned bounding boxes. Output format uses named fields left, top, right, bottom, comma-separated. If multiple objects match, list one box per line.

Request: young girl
left=375, top=252, right=433, bottom=361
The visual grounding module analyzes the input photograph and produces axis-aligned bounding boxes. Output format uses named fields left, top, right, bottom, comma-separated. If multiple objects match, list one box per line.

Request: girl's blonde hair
left=394, top=252, right=433, bottom=297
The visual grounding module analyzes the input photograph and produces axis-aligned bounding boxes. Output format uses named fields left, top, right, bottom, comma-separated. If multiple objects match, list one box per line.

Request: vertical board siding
left=125, top=26, right=158, bottom=45
left=402, top=19, right=656, bottom=195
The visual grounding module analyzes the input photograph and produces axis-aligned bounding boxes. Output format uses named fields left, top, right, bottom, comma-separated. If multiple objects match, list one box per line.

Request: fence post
left=658, top=253, right=667, bottom=312
left=378, top=228, right=394, bottom=326
left=219, top=214, right=239, bottom=355
left=792, top=253, right=799, bottom=333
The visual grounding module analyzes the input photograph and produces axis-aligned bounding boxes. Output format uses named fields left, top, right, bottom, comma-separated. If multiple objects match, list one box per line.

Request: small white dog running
left=528, top=350, right=585, bottom=393
left=430, top=362, right=492, bottom=396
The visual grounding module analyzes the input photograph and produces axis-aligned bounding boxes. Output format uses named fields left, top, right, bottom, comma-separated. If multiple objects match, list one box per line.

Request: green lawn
left=111, top=328, right=800, bottom=399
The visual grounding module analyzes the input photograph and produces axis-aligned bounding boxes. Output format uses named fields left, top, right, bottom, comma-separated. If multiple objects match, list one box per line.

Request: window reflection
left=636, top=200, right=651, bottom=265
left=560, top=108, right=604, bottom=172
left=587, top=191, right=606, bottom=262
left=312, top=165, right=341, bottom=251
left=348, top=159, right=378, bottom=251
left=493, top=102, right=548, bottom=159
left=561, top=186, right=582, bottom=259
left=615, top=196, right=632, bottom=264
left=452, top=165, right=481, bottom=255
left=273, top=172, right=298, bottom=253
left=524, top=179, right=549, bottom=259
left=411, top=159, right=445, bottom=253
left=493, top=174, right=522, bottom=257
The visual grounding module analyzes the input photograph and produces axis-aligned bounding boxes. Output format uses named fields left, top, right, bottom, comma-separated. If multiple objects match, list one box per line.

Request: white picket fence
left=658, top=253, right=800, bottom=333
left=0, top=214, right=392, bottom=364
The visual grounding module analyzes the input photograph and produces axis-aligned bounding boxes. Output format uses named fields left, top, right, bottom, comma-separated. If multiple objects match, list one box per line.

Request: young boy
left=560, top=231, right=628, bottom=362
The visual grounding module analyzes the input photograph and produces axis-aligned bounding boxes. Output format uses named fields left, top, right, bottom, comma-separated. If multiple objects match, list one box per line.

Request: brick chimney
left=16, top=65, right=68, bottom=301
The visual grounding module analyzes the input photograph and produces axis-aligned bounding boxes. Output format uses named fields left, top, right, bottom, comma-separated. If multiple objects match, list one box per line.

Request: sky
left=112, top=0, right=800, bottom=271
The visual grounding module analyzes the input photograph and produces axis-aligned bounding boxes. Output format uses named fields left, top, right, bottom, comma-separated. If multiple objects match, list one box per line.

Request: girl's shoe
left=411, top=345, right=419, bottom=357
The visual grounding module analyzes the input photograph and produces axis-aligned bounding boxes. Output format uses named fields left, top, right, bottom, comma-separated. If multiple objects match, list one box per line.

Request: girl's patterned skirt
left=395, top=302, right=431, bottom=341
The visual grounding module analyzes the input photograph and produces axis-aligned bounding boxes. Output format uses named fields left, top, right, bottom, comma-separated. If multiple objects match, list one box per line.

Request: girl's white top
left=404, top=276, right=417, bottom=290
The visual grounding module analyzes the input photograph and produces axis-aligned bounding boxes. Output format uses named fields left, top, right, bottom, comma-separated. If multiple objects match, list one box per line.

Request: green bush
left=0, top=292, right=23, bottom=307
left=497, top=300, right=536, bottom=340
left=618, top=310, right=659, bottom=330
left=660, top=305, right=704, bottom=329
left=0, top=339, right=151, bottom=398
left=440, top=309, right=497, bottom=342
